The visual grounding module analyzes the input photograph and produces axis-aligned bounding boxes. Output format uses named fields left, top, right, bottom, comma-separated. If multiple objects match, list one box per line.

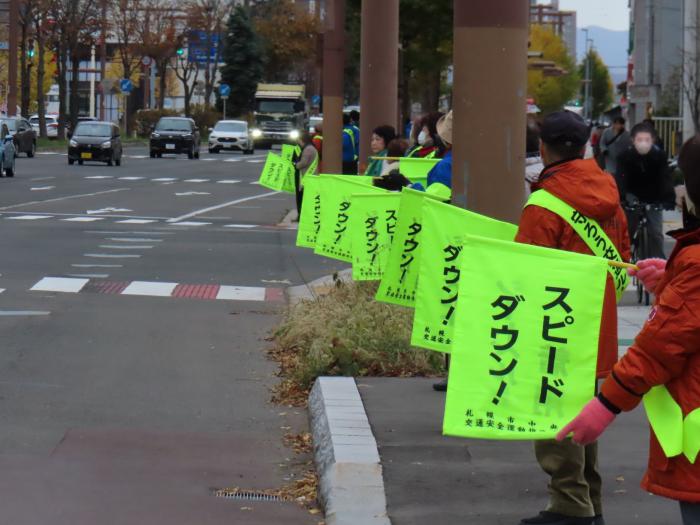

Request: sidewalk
left=355, top=305, right=681, bottom=525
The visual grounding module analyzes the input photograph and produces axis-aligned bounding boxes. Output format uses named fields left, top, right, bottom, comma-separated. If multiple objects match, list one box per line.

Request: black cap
left=540, top=110, right=590, bottom=148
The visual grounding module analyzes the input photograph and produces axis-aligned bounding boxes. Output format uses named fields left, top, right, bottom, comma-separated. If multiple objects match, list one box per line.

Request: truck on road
left=250, top=83, right=307, bottom=148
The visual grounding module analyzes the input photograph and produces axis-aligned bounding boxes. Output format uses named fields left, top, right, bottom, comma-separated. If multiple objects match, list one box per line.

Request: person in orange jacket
left=518, top=110, right=630, bottom=525
left=558, top=135, right=700, bottom=525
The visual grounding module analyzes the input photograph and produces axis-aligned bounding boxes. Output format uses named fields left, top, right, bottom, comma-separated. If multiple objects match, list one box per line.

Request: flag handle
left=369, top=156, right=437, bottom=161
left=608, top=260, right=639, bottom=271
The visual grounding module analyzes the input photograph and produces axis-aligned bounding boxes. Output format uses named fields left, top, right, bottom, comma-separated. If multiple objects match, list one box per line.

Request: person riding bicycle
left=616, top=123, right=675, bottom=259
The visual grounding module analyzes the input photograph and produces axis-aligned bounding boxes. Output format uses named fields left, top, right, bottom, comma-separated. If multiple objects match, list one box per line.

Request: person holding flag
left=517, top=110, right=631, bottom=525
left=557, top=136, right=700, bottom=525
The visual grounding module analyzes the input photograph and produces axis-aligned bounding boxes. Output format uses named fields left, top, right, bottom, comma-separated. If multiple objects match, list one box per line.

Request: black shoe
left=520, top=511, right=595, bottom=525
left=432, top=378, right=447, bottom=391
left=593, top=516, right=605, bottom=525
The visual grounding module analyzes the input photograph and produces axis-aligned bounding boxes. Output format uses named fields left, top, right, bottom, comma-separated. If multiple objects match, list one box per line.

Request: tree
left=111, top=0, right=144, bottom=84
left=19, top=0, right=37, bottom=117
left=173, top=51, right=199, bottom=116
left=528, top=25, right=579, bottom=115
left=578, top=48, right=613, bottom=119
left=186, top=0, right=229, bottom=108
left=252, top=0, right=318, bottom=82
left=219, top=5, right=264, bottom=118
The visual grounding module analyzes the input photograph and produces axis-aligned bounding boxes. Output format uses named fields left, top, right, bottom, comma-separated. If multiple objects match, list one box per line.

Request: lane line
left=99, top=244, right=153, bottom=249
left=152, top=178, right=178, bottom=182
left=224, top=224, right=257, bottom=229
left=184, top=179, right=210, bottom=183
left=61, top=217, right=104, bottom=222
left=84, top=175, right=113, bottom=179
left=84, top=253, right=141, bottom=259
left=115, top=219, right=158, bottom=224
left=0, top=188, right=130, bottom=211
left=84, top=230, right=174, bottom=235
left=31, top=176, right=56, bottom=181
left=107, top=237, right=163, bottom=243
left=31, top=186, right=55, bottom=191
left=216, top=180, right=241, bottom=184
left=118, top=176, right=144, bottom=181
left=167, top=191, right=280, bottom=223
left=0, top=310, right=51, bottom=316
left=169, top=221, right=211, bottom=226
left=6, top=215, right=53, bottom=220
left=31, top=277, right=88, bottom=293
left=1, top=211, right=168, bottom=220
left=71, top=264, right=123, bottom=268
left=68, top=273, right=110, bottom=279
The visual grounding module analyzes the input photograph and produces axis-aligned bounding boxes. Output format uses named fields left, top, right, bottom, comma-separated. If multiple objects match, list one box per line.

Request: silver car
left=208, top=120, right=254, bottom=154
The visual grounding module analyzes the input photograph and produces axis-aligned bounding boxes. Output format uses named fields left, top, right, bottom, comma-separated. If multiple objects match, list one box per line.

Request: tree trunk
left=20, top=21, right=30, bottom=117
left=157, top=60, right=167, bottom=109
left=57, top=42, right=68, bottom=140
left=36, top=26, right=46, bottom=138
left=70, top=50, right=80, bottom=130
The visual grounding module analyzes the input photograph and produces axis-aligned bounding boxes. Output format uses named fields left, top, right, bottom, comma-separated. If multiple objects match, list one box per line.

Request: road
left=0, top=147, right=344, bottom=524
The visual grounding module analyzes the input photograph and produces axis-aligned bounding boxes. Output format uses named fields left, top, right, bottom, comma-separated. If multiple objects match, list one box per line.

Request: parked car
left=150, top=117, right=200, bottom=159
left=0, top=117, right=36, bottom=157
left=68, top=121, right=122, bottom=166
left=29, top=114, right=59, bottom=138
left=208, top=120, right=254, bottom=154
left=0, top=123, right=16, bottom=177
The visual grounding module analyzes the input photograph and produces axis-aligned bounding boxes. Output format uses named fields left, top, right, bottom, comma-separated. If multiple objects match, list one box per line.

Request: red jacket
left=516, top=158, right=630, bottom=378
left=601, top=228, right=700, bottom=503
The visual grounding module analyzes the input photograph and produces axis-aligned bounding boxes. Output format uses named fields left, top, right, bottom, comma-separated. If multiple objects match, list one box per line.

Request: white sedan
left=29, top=114, right=59, bottom=138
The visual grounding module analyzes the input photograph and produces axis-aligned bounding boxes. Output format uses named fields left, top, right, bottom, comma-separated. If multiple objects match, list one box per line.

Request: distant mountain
left=576, top=26, right=629, bottom=85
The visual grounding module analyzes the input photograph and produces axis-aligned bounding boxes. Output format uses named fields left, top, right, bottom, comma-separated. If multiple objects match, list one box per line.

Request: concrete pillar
left=452, top=0, right=528, bottom=223
left=682, top=0, right=698, bottom=140
left=321, top=0, right=345, bottom=174
left=359, top=0, right=399, bottom=171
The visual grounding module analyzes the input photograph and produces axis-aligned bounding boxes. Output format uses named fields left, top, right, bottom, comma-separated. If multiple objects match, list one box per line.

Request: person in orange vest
left=557, top=135, right=700, bottom=525
left=311, top=123, right=323, bottom=160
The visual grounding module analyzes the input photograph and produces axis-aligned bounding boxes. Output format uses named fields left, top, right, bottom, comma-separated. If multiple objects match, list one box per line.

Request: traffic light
left=27, top=39, right=35, bottom=58
left=176, top=47, right=185, bottom=57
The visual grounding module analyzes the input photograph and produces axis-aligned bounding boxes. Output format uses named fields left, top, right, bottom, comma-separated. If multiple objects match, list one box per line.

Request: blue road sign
left=219, top=84, right=231, bottom=98
left=311, top=95, right=321, bottom=106
left=120, top=79, right=133, bottom=94
left=187, top=30, right=221, bottom=64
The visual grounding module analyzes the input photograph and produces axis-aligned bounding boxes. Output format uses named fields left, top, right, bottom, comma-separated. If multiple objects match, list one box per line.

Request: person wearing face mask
left=406, top=112, right=445, bottom=159
left=556, top=135, right=700, bottom=525
left=616, top=123, right=676, bottom=259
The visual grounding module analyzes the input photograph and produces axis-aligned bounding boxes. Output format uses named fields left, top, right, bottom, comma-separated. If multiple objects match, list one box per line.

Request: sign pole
left=223, top=98, right=226, bottom=120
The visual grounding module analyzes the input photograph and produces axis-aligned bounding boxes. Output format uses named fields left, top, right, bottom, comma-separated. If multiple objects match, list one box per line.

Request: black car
left=68, top=121, right=123, bottom=166
left=149, top=117, right=200, bottom=159
left=0, top=117, right=36, bottom=157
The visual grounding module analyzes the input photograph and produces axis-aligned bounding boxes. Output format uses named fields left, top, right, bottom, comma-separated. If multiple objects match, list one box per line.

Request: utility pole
left=359, top=0, right=399, bottom=171
left=321, top=0, right=345, bottom=174
left=8, top=0, right=18, bottom=116
left=682, top=0, right=697, bottom=140
left=89, top=44, right=96, bottom=118
left=452, top=0, right=528, bottom=223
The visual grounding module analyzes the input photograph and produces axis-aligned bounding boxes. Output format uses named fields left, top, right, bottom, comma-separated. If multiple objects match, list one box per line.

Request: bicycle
left=624, top=201, right=664, bottom=306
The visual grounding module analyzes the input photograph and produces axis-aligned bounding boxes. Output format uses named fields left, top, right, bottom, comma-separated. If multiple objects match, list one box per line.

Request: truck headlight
left=251, top=128, right=262, bottom=138
left=289, top=129, right=300, bottom=140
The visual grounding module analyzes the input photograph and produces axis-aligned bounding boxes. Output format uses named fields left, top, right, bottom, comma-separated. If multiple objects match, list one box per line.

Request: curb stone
left=286, top=268, right=353, bottom=303
left=309, top=377, right=391, bottom=525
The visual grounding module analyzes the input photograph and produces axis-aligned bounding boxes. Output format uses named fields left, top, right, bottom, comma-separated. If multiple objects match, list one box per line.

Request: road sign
left=120, top=79, right=133, bottom=94
left=219, top=84, right=231, bottom=98
left=187, top=30, right=221, bottom=64
left=311, top=95, right=321, bottom=106
left=0, top=41, right=8, bottom=50
left=141, top=56, right=152, bottom=67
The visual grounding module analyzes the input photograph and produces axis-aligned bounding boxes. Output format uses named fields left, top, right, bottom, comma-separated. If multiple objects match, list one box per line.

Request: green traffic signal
left=176, top=48, right=185, bottom=56
left=27, top=48, right=35, bottom=58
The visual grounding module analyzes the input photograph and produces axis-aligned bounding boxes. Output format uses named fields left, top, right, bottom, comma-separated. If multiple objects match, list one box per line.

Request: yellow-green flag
left=411, top=200, right=517, bottom=353
left=643, top=386, right=700, bottom=463
left=281, top=144, right=301, bottom=164
left=375, top=187, right=447, bottom=307
left=258, top=152, right=295, bottom=193
left=350, top=193, right=402, bottom=281
left=314, top=175, right=387, bottom=262
left=443, top=235, right=607, bottom=440
left=296, top=175, right=322, bottom=248
left=398, top=157, right=440, bottom=187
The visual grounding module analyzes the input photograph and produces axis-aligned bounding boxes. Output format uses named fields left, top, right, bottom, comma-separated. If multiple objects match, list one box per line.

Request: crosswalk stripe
left=115, top=219, right=158, bottom=224
left=217, top=180, right=241, bottom=184
left=31, top=277, right=88, bottom=293
left=61, top=217, right=104, bottom=222
left=7, top=215, right=53, bottom=220
left=169, top=221, right=211, bottom=226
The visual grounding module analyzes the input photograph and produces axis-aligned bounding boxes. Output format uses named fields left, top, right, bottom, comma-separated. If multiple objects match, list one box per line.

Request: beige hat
left=436, top=110, right=453, bottom=145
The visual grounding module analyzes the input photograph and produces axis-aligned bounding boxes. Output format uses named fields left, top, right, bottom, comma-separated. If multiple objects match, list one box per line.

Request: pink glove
left=628, top=258, right=666, bottom=294
left=556, top=398, right=616, bottom=445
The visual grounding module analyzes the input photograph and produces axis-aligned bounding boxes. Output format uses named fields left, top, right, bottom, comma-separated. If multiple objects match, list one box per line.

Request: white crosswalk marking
left=6, top=215, right=53, bottom=220
left=216, top=286, right=266, bottom=301
left=85, top=175, right=113, bottom=179
left=61, top=217, right=104, bottom=222
left=184, top=178, right=210, bottom=183
left=31, top=277, right=88, bottom=293
left=118, top=177, right=144, bottom=181
left=169, top=221, right=211, bottom=227
left=84, top=253, right=141, bottom=258
left=152, top=178, right=178, bottom=182
left=99, top=244, right=153, bottom=249
left=216, top=180, right=241, bottom=184
left=247, top=159, right=265, bottom=163
left=122, top=281, right=178, bottom=297
left=115, top=219, right=158, bottom=224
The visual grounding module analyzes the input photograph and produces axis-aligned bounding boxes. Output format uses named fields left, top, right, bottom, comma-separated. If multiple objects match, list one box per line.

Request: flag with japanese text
left=443, top=235, right=608, bottom=440
left=350, top=193, right=402, bottom=281
left=296, top=175, right=322, bottom=248
left=314, top=176, right=387, bottom=262
left=375, top=187, right=447, bottom=307
left=258, top=152, right=295, bottom=193
left=399, top=157, right=440, bottom=187
left=411, top=200, right=517, bottom=353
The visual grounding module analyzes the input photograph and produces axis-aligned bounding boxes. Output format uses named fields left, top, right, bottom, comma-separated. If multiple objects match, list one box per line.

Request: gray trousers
left=682, top=502, right=700, bottom=525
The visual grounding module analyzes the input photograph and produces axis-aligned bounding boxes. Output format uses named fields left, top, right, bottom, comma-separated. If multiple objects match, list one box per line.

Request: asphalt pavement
left=0, top=146, right=343, bottom=524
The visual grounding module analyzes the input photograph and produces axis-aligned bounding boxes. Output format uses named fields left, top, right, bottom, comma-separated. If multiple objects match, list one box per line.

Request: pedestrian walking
left=518, top=110, right=630, bottom=525
left=557, top=134, right=700, bottom=525
left=599, top=117, right=631, bottom=176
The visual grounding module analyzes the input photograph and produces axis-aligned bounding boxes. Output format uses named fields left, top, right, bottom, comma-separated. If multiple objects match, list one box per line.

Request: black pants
left=294, top=169, right=303, bottom=215
left=342, top=160, right=358, bottom=175
left=681, top=502, right=700, bottom=525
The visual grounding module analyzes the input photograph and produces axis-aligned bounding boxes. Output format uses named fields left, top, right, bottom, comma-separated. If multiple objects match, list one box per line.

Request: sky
left=545, top=0, right=630, bottom=31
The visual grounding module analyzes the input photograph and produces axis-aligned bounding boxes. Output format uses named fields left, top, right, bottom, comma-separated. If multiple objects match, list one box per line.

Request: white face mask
left=634, top=138, right=653, bottom=155
left=417, top=130, right=428, bottom=145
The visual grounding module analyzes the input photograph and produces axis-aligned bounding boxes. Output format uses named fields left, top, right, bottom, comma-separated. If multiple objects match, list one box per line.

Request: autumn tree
left=32, top=1, right=57, bottom=136
left=19, top=0, right=37, bottom=117
left=252, top=0, right=318, bottom=82
left=111, top=0, right=144, bottom=83
left=528, top=25, right=579, bottom=115
left=578, top=48, right=613, bottom=119
left=173, top=49, right=199, bottom=116
left=219, top=5, right=263, bottom=118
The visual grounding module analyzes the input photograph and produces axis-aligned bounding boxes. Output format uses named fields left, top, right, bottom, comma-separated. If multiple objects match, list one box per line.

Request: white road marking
left=184, top=178, right=210, bottom=183
left=0, top=188, right=130, bottom=211
left=216, top=286, right=266, bottom=301
left=170, top=221, right=211, bottom=226
left=6, top=215, right=53, bottom=220
left=128, top=155, right=148, bottom=159
left=152, top=178, right=178, bottom=182
left=107, top=237, right=163, bottom=243
left=84, top=253, right=141, bottom=259
left=62, top=217, right=104, bottom=222
left=87, top=207, right=132, bottom=215
left=175, top=191, right=210, bottom=196
left=249, top=181, right=261, bottom=185
left=99, top=244, right=153, bottom=249
left=71, top=264, right=123, bottom=268
left=167, top=191, right=280, bottom=223
left=84, top=230, right=174, bottom=235
left=85, top=175, right=113, bottom=179
left=31, top=277, right=88, bottom=293
left=31, top=176, right=56, bottom=181
left=115, top=219, right=157, bottom=224
left=216, top=180, right=240, bottom=184
left=223, top=158, right=242, bottom=163
left=31, top=186, right=55, bottom=191
left=118, top=176, right=144, bottom=181
left=0, top=288, right=5, bottom=294
left=224, top=224, right=257, bottom=229
left=122, top=281, right=178, bottom=297
left=0, top=310, right=51, bottom=316
left=68, top=273, right=109, bottom=279
left=247, top=159, right=265, bottom=163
